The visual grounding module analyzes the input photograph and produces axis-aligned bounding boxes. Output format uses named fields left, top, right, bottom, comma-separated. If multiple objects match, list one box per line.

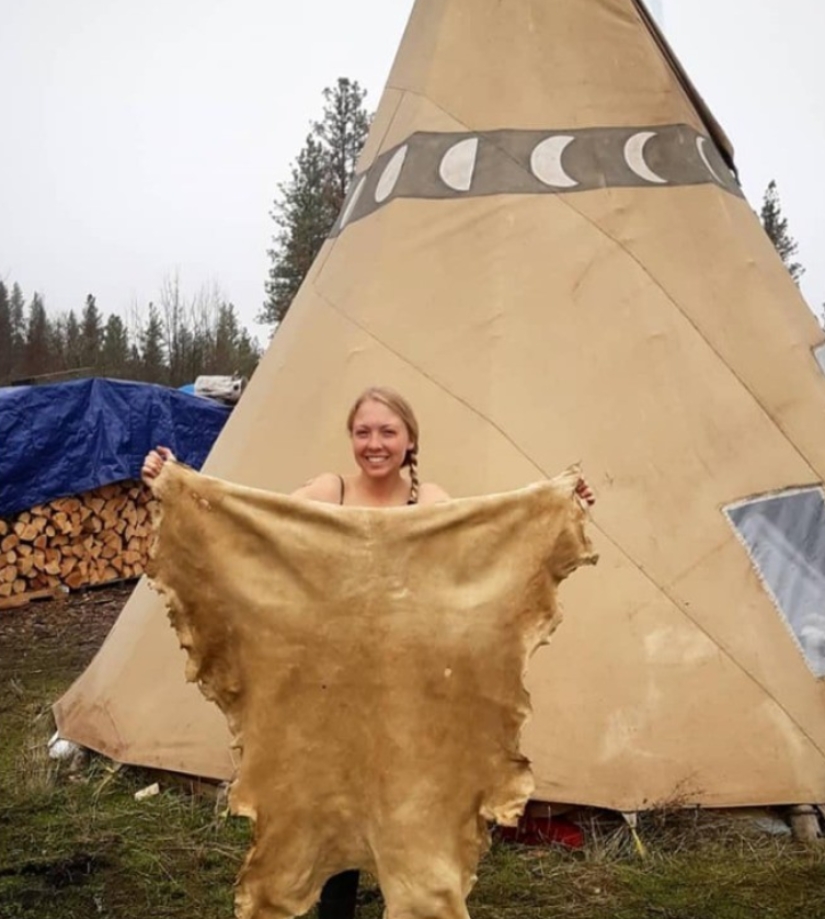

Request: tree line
left=0, top=277, right=261, bottom=388
left=0, top=77, right=370, bottom=389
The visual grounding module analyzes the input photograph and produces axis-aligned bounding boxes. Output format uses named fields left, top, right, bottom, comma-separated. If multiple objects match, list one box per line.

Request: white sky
left=1, top=0, right=823, bottom=344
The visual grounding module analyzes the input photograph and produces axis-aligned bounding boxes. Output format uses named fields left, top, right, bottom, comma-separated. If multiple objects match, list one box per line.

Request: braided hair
left=406, top=448, right=420, bottom=505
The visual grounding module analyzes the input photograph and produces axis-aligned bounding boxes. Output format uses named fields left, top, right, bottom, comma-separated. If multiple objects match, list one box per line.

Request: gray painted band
left=331, top=124, right=742, bottom=236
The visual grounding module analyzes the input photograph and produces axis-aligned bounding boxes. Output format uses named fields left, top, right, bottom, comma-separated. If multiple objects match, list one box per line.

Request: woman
left=142, top=385, right=595, bottom=510
left=142, top=385, right=595, bottom=918
left=143, top=387, right=448, bottom=507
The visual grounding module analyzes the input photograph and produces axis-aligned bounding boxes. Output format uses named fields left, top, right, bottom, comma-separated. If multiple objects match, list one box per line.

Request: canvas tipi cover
left=56, top=0, right=825, bottom=811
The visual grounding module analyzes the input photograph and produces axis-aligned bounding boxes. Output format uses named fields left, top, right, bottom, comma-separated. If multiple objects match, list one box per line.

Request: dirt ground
left=0, top=582, right=129, bottom=683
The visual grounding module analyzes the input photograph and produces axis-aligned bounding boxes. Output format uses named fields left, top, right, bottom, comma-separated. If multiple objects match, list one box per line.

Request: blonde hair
left=347, top=386, right=420, bottom=503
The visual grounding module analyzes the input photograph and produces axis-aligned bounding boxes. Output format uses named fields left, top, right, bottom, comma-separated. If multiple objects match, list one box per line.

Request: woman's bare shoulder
left=417, top=482, right=451, bottom=505
left=290, top=472, right=343, bottom=504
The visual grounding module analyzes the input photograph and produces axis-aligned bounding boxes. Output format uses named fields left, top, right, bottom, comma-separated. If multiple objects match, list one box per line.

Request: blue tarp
left=0, top=378, right=231, bottom=516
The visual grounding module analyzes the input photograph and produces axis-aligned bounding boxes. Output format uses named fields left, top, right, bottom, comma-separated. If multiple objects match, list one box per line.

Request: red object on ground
left=496, top=814, right=584, bottom=849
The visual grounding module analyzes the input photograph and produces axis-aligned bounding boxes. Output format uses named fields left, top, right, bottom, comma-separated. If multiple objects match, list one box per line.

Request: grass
left=470, top=814, right=825, bottom=919
left=1, top=706, right=249, bottom=919
left=2, top=593, right=824, bottom=918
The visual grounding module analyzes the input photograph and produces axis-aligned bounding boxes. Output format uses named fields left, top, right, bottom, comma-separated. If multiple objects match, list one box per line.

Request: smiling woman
left=140, top=387, right=452, bottom=512
left=292, top=386, right=449, bottom=508
left=141, top=385, right=597, bottom=510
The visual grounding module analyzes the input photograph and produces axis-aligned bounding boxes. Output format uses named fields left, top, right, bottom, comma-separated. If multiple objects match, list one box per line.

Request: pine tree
left=128, top=342, right=142, bottom=377
left=23, top=293, right=52, bottom=378
left=64, top=310, right=82, bottom=370
left=49, top=314, right=67, bottom=370
left=101, top=313, right=131, bottom=377
left=9, top=283, right=26, bottom=379
left=760, top=180, right=805, bottom=284
left=80, top=294, right=103, bottom=368
left=211, top=302, right=261, bottom=378
left=261, top=135, right=338, bottom=325
left=261, top=79, right=370, bottom=327
left=169, top=325, right=197, bottom=387
left=0, top=281, right=11, bottom=382
left=186, top=321, right=211, bottom=385
left=140, top=303, right=167, bottom=382
left=314, top=77, right=370, bottom=211
left=233, top=327, right=261, bottom=380
left=213, top=301, right=241, bottom=371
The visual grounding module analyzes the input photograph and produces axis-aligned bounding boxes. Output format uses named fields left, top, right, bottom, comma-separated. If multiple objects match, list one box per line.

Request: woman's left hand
left=576, top=477, right=596, bottom=507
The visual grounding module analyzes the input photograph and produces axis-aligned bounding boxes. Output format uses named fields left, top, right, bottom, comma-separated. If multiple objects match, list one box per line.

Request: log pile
left=0, top=481, right=156, bottom=608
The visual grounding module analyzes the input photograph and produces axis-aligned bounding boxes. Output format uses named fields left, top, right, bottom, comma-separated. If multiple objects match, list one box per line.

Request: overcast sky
left=1, top=0, right=822, bottom=345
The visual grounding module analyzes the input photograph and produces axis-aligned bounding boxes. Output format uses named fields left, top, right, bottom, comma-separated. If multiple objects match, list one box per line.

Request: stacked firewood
left=0, top=481, right=156, bottom=605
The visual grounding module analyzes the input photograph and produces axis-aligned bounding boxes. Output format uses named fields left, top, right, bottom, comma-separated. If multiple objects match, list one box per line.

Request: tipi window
left=726, top=488, right=825, bottom=678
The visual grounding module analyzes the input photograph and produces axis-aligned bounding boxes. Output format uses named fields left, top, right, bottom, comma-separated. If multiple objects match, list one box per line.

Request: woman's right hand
left=142, top=446, right=176, bottom=485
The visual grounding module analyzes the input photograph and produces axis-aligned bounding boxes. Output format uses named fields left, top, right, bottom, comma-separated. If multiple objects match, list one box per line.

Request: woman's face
left=349, top=399, right=413, bottom=480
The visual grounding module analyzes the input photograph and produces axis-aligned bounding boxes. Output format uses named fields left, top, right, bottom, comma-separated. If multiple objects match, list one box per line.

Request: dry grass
left=13, top=700, right=62, bottom=797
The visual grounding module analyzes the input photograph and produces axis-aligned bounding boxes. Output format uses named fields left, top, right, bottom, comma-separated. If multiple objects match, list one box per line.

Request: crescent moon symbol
left=375, top=145, right=409, bottom=203
left=624, top=132, right=667, bottom=185
left=339, top=176, right=366, bottom=228
left=439, top=137, right=479, bottom=192
left=530, top=136, right=579, bottom=188
left=696, top=136, right=722, bottom=184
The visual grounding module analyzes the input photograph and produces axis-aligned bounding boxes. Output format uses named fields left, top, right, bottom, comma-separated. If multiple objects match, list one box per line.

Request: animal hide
left=147, top=462, right=596, bottom=919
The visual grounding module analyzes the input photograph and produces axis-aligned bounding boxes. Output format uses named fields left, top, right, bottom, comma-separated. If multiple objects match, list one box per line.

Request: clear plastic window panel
left=726, top=488, right=825, bottom=678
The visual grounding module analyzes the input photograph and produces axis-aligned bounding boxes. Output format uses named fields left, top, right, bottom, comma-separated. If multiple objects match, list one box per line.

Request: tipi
left=56, top=0, right=825, bottom=812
